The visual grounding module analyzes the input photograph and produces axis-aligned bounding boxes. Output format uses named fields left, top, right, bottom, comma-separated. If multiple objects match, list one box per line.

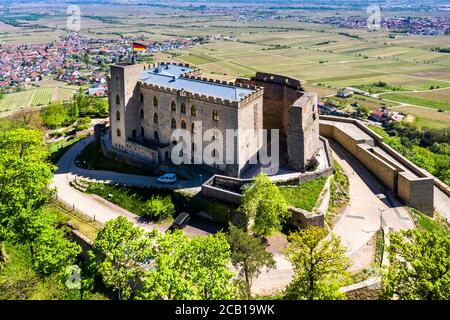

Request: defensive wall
left=319, top=115, right=435, bottom=216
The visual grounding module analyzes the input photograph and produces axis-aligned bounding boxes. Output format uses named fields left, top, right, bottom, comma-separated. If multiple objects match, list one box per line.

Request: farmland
left=0, top=82, right=77, bottom=114
left=0, top=2, right=448, bottom=128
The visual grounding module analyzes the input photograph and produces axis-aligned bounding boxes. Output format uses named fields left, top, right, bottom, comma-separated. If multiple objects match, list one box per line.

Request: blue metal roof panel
left=139, top=65, right=254, bottom=102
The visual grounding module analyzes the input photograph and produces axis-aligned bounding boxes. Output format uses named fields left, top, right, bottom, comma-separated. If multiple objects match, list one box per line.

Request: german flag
left=133, top=42, right=147, bottom=52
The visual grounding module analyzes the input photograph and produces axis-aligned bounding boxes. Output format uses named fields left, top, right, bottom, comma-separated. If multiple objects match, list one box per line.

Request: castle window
left=181, top=103, right=186, bottom=114
left=191, top=123, right=195, bottom=134
left=153, top=112, right=158, bottom=124
left=212, top=110, right=219, bottom=121
left=171, top=101, right=176, bottom=111
left=141, top=126, right=145, bottom=137
left=116, top=111, right=120, bottom=121
left=116, top=94, right=120, bottom=105
left=171, top=118, right=177, bottom=129
left=192, top=142, right=196, bottom=153
left=153, top=96, right=158, bottom=107
left=191, top=105, right=197, bottom=116
left=140, top=109, right=144, bottom=119
left=140, top=93, right=144, bottom=103
left=154, top=131, right=159, bottom=142
left=181, top=120, right=187, bottom=129
left=212, top=149, right=217, bottom=157
left=116, top=128, right=121, bottom=137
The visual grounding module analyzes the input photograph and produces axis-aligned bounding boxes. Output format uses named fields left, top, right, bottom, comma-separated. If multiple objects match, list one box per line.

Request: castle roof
left=140, top=64, right=255, bottom=102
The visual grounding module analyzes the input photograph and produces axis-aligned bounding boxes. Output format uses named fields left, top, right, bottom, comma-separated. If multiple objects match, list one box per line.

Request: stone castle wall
left=319, top=116, right=435, bottom=215
left=109, top=62, right=264, bottom=178
left=287, top=93, right=321, bottom=171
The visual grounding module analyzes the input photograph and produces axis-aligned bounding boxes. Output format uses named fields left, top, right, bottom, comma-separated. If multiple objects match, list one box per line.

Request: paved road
left=52, top=135, right=206, bottom=234
left=329, top=141, right=415, bottom=270
left=434, top=187, right=450, bottom=223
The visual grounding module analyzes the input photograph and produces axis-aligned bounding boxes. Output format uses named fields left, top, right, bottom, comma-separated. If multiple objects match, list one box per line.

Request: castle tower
left=108, top=63, right=144, bottom=149
left=287, top=92, right=320, bottom=171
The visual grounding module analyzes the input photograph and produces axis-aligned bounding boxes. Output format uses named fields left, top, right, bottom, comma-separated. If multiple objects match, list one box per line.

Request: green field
left=382, top=93, right=450, bottom=112
left=0, top=84, right=77, bottom=113
left=0, top=4, right=449, bottom=128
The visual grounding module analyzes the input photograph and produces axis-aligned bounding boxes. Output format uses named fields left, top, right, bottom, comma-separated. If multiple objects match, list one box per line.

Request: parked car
left=157, top=173, right=177, bottom=184
left=167, top=212, right=191, bottom=232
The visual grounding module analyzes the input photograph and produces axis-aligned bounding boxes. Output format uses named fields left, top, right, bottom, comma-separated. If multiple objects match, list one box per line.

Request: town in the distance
left=0, top=0, right=448, bottom=303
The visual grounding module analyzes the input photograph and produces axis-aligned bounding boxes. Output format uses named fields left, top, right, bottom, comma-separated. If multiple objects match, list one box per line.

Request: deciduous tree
left=93, top=217, right=153, bottom=300
left=382, top=229, right=450, bottom=300
left=226, top=224, right=275, bottom=299
left=284, top=226, right=350, bottom=300
left=138, top=231, right=237, bottom=300
left=240, top=173, right=289, bottom=236
left=0, top=129, right=55, bottom=266
left=32, top=227, right=81, bottom=276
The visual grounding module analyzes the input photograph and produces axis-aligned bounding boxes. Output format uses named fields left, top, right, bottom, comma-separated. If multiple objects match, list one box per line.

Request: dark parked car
left=167, top=212, right=191, bottom=232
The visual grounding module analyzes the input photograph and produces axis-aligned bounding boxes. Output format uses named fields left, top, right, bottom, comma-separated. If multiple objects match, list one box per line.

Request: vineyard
left=0, top=85, right=77, bottom=114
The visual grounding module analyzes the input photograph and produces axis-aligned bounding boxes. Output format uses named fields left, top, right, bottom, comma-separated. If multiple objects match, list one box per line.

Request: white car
left=157, top=173, right=177, bottom=184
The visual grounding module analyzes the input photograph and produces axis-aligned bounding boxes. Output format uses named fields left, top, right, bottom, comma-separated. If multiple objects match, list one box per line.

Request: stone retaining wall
left=319, top=116, right=435, bottom=216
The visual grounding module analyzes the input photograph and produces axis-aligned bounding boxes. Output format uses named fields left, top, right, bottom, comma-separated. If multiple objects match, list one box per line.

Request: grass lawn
left=86, top=182, right=173, bottom=222
left=75, top=141, right=155, bottom=176
left=48, top=135, right=86, bottom=164
left=278, top=177, right=327, bottom=212
left=0, top=241, right=107, bottom=300
left=44, top=203, right=102, bottom=242
left=382, top=93, right=450, bottom=112
left=410, top=208, right=449, bottom=237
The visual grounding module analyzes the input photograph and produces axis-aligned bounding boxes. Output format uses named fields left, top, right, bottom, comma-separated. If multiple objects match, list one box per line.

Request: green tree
left=142, top=195, right=175, bottom=221
left=226, top=224, right=276, bottom=299
left=382, top=229, right=450, bottom=300
left=0, top=129, right=55, bottom=266
left=138, top=231, right=237, bottom=300
left=32, top=227, right=81, bottom=276
left=284, top=227, right=350, bottom=300
left=240, top=173, right=289, bottom=236
left=41, top=102, right=68, bottom=129
left=93, top=217, right=152, bottom=300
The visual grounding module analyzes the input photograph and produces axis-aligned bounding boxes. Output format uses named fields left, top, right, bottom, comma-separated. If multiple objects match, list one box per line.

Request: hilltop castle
left=106, top=62, right=321, bottom=178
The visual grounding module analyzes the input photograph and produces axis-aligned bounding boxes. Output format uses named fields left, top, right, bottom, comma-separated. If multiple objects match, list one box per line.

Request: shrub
left=142, top=195, right=175, bottom=221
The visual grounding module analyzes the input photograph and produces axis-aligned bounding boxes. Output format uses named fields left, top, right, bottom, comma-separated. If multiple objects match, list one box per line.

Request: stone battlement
left=143, top=61, right=192, bottom=71
left=137, top=80, right=263, bottom=108
left=251, top=72, right=303, bottom=91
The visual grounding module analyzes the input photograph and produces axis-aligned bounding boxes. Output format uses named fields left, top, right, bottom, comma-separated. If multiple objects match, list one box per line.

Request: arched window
left=171, top=101, right=176, bottom=111
left=116, top=94, right=120, bottom=105
left=191, top=122, right=195, bottom=133
left=141, top=126, right=144, bottom=137
left=154, top=131, right=159, bottom=142
left=212, top=149, right=217, bottom=157
left=116, top=128, right=121, bottom=137
left=140, top=93, right=144, bottom=103
left=140, top=109, right=144, bottom=119
left=153, top=96, right=158, bottom=107
left=181, top=120, right=186, bottom=129
left=153, top=112, right=158, bottom=124
left=116, top=110, right=120, bottom=121
left=191, top=105, right=197, bottom=116
left=171, top=118, right=177, bottom=129
left=212, top=110, right=219, bottom=121
left=181, top=103, right=186, bottom=113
